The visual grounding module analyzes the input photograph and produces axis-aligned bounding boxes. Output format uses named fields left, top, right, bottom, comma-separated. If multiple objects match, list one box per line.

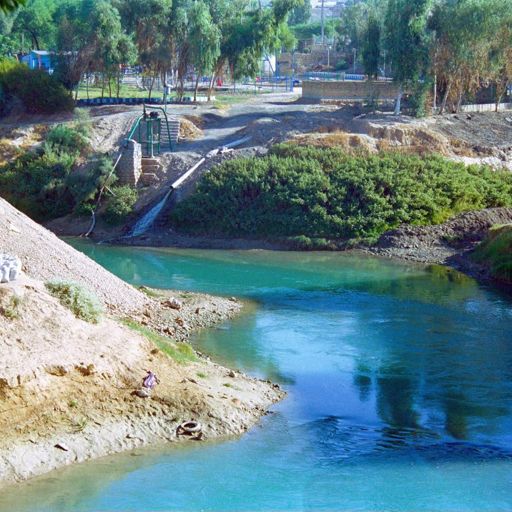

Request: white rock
left=0, top=254, right=22, bottom=283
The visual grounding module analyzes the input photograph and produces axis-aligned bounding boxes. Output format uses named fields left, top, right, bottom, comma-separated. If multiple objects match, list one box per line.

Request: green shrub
left=0, top=127, right=113, bottom=222
left=46, top=124, right=89, bottom=156
left=0, top=58, right=74, bottom=115
left=103, top=186, right=138, bottom=225
left=472, top=224, right=512, bottom=282
left=171, top=145, right=512, bottom=244
left=46, top=281, right=103, bottom=323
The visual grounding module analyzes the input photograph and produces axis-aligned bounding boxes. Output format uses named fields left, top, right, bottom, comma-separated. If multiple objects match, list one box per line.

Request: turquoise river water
left=2, top=242, right=512, bottom=511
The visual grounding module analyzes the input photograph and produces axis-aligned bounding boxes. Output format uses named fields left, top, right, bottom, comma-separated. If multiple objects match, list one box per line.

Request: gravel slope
left=0, top=197, right=150, bottom=315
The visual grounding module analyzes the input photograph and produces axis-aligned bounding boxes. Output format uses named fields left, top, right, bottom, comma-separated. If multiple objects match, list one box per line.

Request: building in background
left=20, top=50, right=54, bottom=74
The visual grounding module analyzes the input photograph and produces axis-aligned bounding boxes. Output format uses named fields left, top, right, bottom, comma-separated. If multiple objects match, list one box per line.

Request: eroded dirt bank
left=367, top=208, right=512, bottom=283
left=0, top=197, right=284, bottom=488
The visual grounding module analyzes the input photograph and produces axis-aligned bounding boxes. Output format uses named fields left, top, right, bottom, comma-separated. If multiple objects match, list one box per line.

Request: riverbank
left=0, top=275, right=283, bottom=489
left=0, top=197, right=284, bottom=488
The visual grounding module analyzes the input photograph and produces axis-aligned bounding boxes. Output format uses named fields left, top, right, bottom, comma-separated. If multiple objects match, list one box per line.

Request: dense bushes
left=0, top=58, right=74, bottom=115
left=171, top=144, right=512, bottom=244
left=104, top=186, right=138, bottom=225
left=0, top=122, right=117, bottom=221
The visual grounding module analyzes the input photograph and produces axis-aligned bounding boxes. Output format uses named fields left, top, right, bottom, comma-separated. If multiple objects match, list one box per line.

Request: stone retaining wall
left=302, top=80, right=400, bottom=101
left=117, top=140, right=142, bottom=186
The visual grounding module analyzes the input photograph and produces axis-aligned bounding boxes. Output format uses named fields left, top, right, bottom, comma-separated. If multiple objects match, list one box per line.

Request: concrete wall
left=302, top=80, right=400, bottom=101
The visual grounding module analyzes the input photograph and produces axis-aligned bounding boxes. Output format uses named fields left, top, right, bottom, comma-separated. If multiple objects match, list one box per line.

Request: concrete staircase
left=160, top=116, right=180, bottom=150
left=140, top=157, right=162, bottom=186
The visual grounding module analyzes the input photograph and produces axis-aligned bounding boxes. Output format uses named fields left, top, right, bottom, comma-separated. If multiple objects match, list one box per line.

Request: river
left=2, top=243, right=512, bottom=511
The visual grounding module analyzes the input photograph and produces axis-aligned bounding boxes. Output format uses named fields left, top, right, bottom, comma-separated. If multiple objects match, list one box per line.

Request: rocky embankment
left=0, top=197, right=284, bottom=488
left=368, top=207, right=512, bottom=281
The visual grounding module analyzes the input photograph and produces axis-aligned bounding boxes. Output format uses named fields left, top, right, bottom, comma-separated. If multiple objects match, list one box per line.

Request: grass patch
left=0, top=294, right=22, bottom=320
left=196, top=372, right=207, bottom=378
left=121, top=319, right=197, bottom=364
left=45, top=281, right=103, bottom=323
left=138, top=286, right=164, bottom=298
left=472, top=224, right=512, bottom=282
left=171, top=144, right=512, bottom=244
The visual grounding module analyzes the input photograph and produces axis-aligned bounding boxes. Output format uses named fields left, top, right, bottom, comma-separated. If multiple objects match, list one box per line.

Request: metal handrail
left=143, top=104, right=174, bottom=152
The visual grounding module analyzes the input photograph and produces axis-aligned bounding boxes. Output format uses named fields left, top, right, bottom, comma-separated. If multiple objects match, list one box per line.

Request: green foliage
left=0, top=58, right=73, bottom=115
left=0, top=124, right=116, bottom=222
left=46, top=124, right=89, bottom=155
left=385, top=0, right=432, bottom=85
left=103, top=185, right=137, bottom=225
left=0, top=0, right=25, bottom=12
left=362, top=15, right=380, bottom=79
left=473, top=224, right=512, bottom=282
left=171, top=144, right=512, bottom=244
left=46, top=281, right=104, bottom=323
left=291, top=20, right=336, bottom=41
left=288, top=0, right=310, bottom=25
left=121, top=319, right=198, bottom=365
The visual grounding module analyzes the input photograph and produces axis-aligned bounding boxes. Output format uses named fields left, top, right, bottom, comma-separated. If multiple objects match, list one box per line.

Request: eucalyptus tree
left=430, top=0, right=510, bottom=113
left=11, top=0, right=57, bottom=50
left=115, top=0, right=172, bottom=98
left=89, top=0, right=136, bottom=98
left=288, top=0, right=311, bottom=25
left=203, top=0, right=302, bottom=99
left=362, top=14, right=380, bottom=79
left=188, top=0, right=220, bottom=101
left=489, top=7, right=512, bottom=110
left=384, top=0, right=433, bottom=114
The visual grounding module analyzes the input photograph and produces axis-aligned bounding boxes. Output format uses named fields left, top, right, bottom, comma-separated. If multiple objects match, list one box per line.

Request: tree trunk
left=148, top=72, right=156, bottom=100
left=456, top=90, right=463, bottom=113
left=194, top=74, right=200, bottom=102
left=393, top=85, right=402, bottom=116
left=495, top=79, right=508, bottom=112
left=439, top=80, right=452, bottom=115
left=116, top=72, right=121, bottom=99
left=207, top=74, right=216, bottom=101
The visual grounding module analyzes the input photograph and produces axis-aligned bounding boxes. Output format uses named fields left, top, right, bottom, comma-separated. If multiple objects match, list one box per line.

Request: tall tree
left=115, top=0, right=172, bottom=98
left=385, top=0, right=433, bottom=114
left=362, top=14, right=380, bottom=79
left=430, top=0, right=509, bottom=113
left=288, top=0, right=311, bottom=25
left=188, top=0, right=220, bottom=101
left=11, top=0, right=57, bottom=50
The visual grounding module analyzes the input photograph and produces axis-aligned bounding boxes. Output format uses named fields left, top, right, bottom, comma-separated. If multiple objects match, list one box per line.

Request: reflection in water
left=376, top=367, right=419, bottom=430
left=4, top=241, right=510, bottom=512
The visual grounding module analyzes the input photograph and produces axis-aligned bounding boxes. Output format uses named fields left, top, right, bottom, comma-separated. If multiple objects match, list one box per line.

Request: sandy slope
left=0, top=198, right=283, bottom=488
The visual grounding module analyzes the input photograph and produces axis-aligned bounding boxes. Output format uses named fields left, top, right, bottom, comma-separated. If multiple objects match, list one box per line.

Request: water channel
left=2, top=243, right=512, bottom=511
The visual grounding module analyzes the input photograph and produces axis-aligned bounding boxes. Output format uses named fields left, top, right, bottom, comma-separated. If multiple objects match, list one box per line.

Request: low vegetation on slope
left=171, top=145, right=512, bottom=245
left=472, top=225, right=512, bottom=283
left=46, top=281, right=104, bottom=323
